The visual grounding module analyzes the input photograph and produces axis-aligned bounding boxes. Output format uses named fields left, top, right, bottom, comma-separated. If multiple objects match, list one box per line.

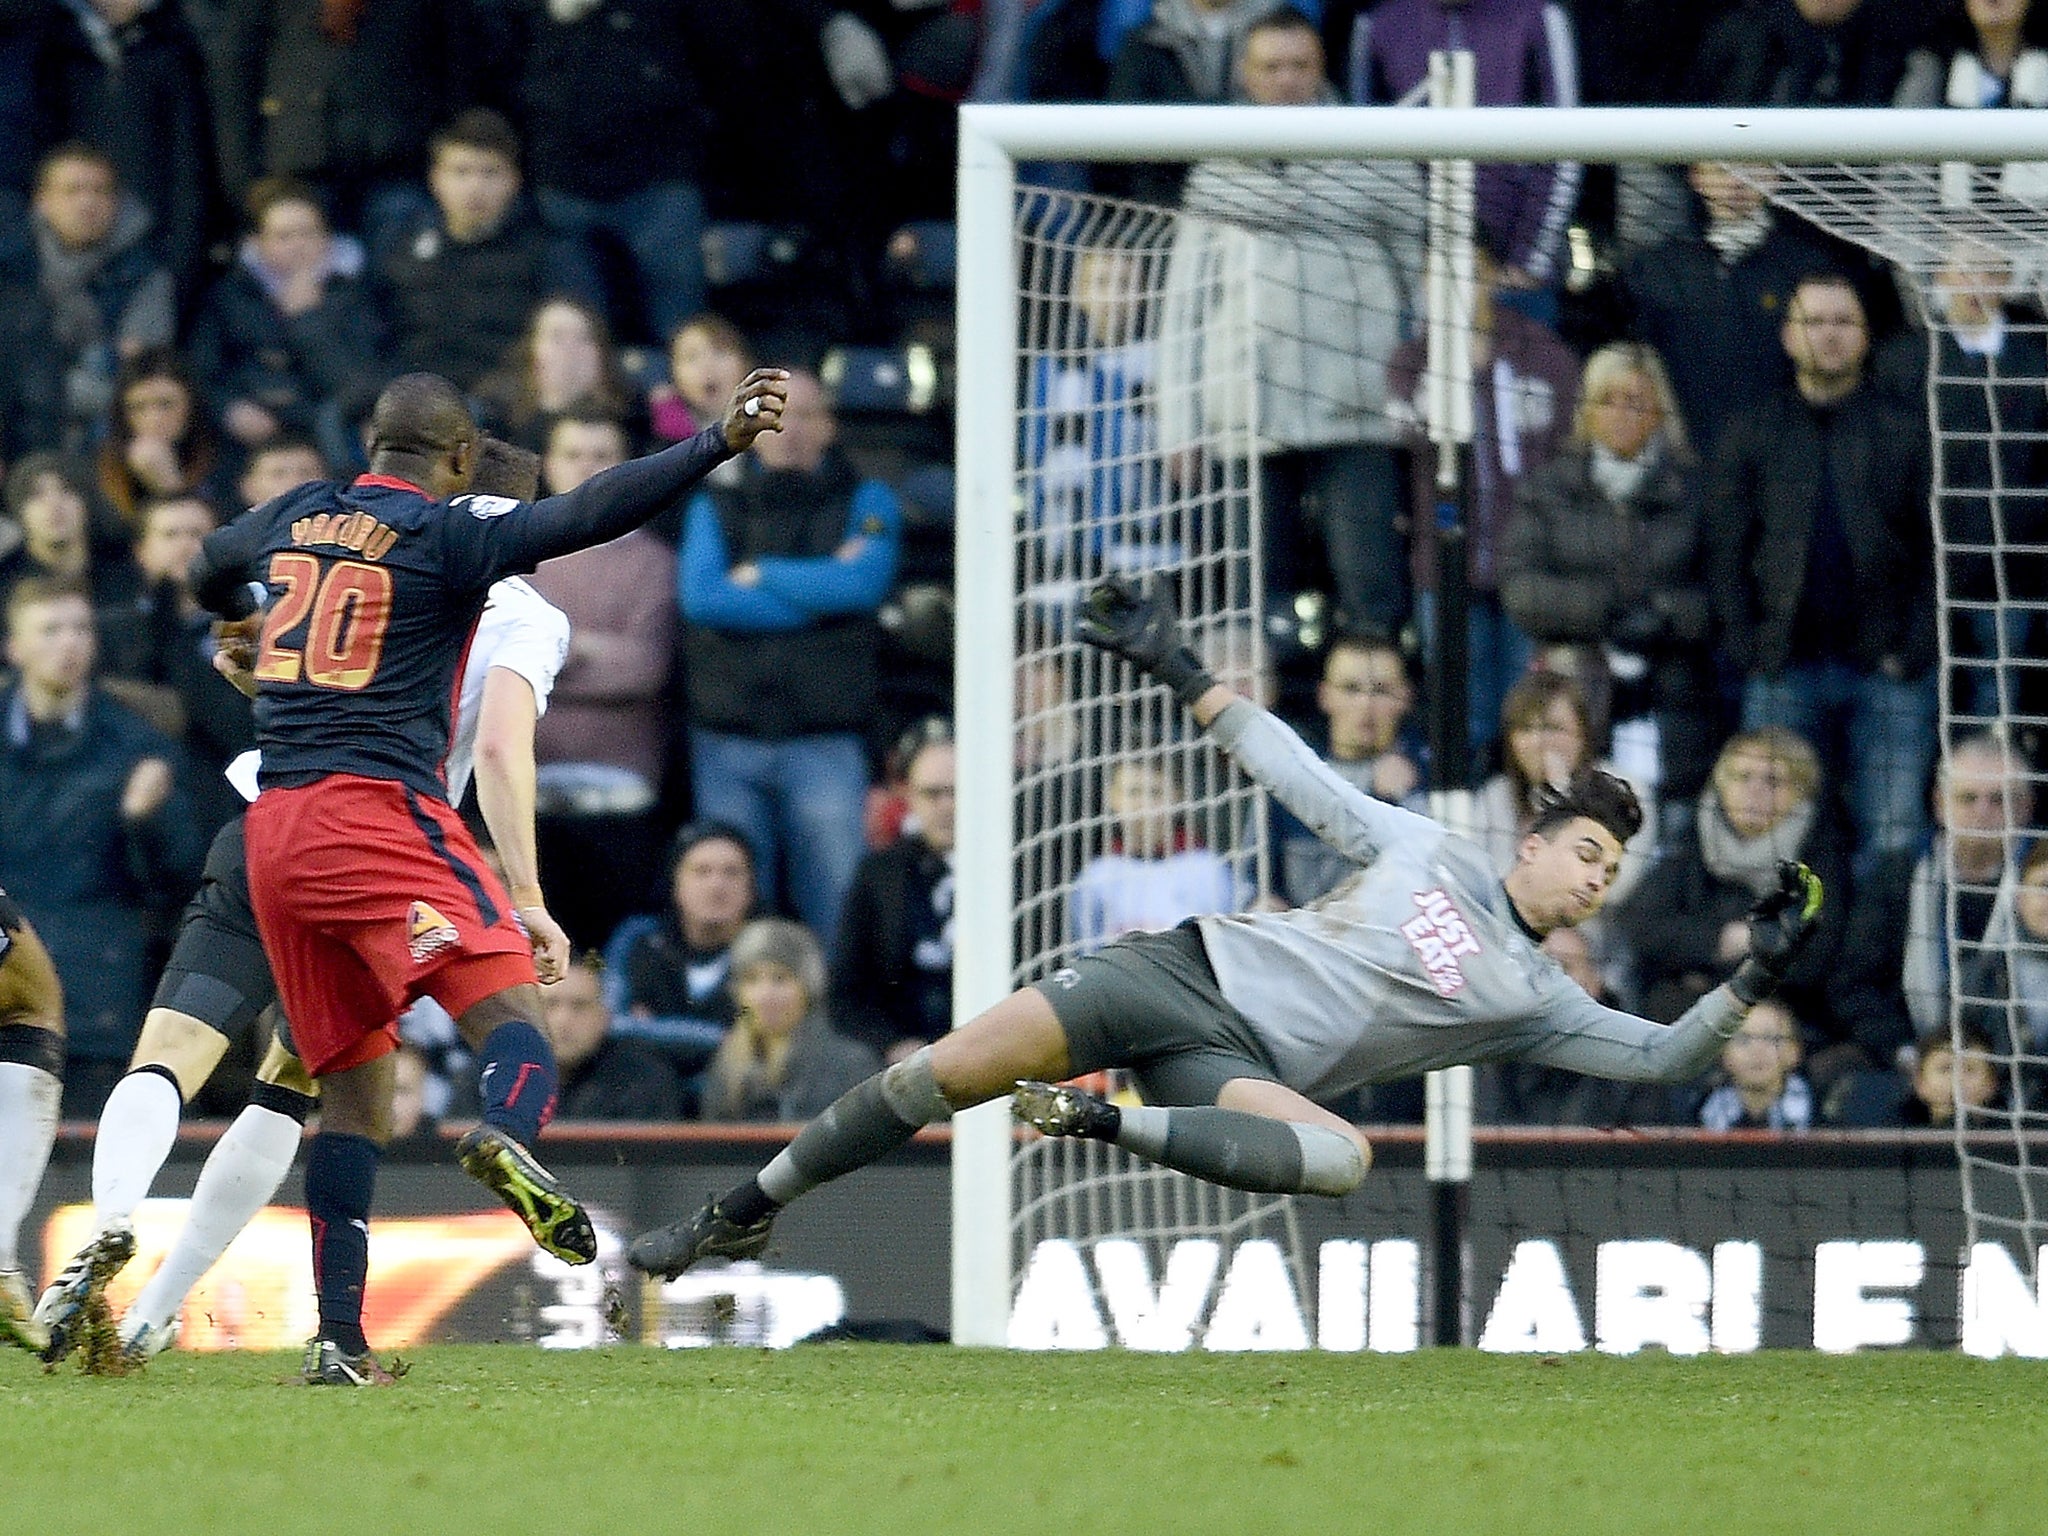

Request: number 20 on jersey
left=254, top=551, right=393, bottom=692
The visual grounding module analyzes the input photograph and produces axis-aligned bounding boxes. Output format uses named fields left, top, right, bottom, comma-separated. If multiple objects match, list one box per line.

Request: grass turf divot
left=52, top=1290, right=138, bottom=1378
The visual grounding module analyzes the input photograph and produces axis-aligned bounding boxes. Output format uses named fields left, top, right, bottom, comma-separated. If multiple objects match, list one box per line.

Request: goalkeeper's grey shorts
left=1033, top=922, right=1281, bottom=1107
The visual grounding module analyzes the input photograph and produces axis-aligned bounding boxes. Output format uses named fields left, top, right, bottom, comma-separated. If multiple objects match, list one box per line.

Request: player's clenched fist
left=723, top=368, right=792, bottom=452
left=1076, top=576, right=1217, bottom=708
left=515, top=900, right=571, bottom=986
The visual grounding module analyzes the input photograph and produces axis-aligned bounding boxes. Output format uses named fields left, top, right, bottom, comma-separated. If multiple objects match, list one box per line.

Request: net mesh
left=1009, top=184, right=1298, bottom=1336
left=996, top=149, right=2048, bottom=1350
left=1751, top=162, right=2048, bottom=1293
left=1012, top=187, right=1277, bottom=981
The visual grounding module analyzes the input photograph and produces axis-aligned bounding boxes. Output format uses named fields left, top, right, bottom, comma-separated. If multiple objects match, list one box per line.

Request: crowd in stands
left=0, top=0, right=2041, bottom=1134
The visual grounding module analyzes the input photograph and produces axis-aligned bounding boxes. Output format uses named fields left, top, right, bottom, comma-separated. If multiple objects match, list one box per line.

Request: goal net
left=952, top=105, right=2048, bottom=1354
left=1741, top=161, right=2048, bottom=1354
left=999, top=184, right=1298, bottom=1349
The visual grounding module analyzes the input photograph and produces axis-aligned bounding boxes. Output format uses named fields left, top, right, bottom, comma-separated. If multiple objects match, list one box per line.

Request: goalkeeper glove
left=1729, top=860, right=1824, bottom=1006
left=1076, top=576, right=1217, bottom=709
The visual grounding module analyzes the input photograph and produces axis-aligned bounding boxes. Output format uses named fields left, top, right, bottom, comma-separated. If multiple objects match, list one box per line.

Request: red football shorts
left=243, top=774, right=537, bottom=1076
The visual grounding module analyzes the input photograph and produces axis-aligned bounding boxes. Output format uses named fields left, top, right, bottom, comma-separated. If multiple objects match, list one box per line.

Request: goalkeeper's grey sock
left=744, top=1047, right=953, bottom=1213
left=1111, top=1104, right=1368, bottom=1197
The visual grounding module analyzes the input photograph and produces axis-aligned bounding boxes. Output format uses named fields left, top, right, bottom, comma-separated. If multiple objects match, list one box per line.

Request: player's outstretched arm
left=1075, top=577, right=1435, bottom=868
left=463, top=369, right=791, bottom=582
left=1520, top=863, right=1825, bottom=1084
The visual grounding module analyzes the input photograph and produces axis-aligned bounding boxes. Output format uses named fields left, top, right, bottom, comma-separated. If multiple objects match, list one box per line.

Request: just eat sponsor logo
left=1399, top=887, right=1481, bottom=997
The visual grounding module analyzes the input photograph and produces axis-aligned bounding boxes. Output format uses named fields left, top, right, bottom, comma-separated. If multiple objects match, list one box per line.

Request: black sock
left=718, top=1178, right=777, bottom=1227
left=306, top=1132, right=378, bottom=1356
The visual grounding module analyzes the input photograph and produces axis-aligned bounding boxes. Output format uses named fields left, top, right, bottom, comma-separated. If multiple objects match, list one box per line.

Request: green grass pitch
left=4, top=1346, right=2044, bottom=1534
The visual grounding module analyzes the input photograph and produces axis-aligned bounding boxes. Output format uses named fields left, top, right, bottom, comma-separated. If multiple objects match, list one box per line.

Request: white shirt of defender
left=223, top=576, right=573, bottom=805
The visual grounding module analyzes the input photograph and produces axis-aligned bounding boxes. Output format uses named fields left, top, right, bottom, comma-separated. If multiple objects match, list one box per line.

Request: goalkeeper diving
left=628, top=577, right=1824, bottom=1277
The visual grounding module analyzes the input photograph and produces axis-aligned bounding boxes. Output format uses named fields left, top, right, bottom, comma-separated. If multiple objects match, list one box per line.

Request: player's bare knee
left=255, top=1032, right=317, bottom=1097
left=927, top=989, right=1072, bottom=1107
left=319, top=1092, right=389, bottom=1144
left=311, top=1046, right=398, bottom=1143
left=130, top=1007, right=231, bottom=1099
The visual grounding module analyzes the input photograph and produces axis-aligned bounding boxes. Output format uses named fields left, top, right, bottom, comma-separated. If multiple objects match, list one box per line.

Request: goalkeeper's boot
left=0, top=1268, right=47, bottom=1352
left=299, top=1337, right=404, bottom=1387
left=627, top=1198, right=774, bottom=1280
left=118, top=1316, right=179, bottom=1365
left=33, top=1220, right=135, bottom=1363
left=1012, top=1080, right=1120, bottom=1141
left=454, top=1125, right=598, bottom=1265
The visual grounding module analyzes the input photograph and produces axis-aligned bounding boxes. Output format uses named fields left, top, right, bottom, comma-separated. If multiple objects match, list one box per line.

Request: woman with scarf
left=1614, top=729, right=1850, bottom=1062
left=1500, top=340, right=1719, bottom=814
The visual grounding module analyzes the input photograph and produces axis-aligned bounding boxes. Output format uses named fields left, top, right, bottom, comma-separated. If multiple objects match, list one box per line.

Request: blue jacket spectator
left=1022, top=244, right=1169, bottom=603
left=679, top=368, right=901, bottom=949
left=604, top=820, right=757, bottom=1072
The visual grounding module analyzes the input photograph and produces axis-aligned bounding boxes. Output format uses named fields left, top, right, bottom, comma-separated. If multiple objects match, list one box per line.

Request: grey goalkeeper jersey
left=1194, top=701, right=1747, bottom=1103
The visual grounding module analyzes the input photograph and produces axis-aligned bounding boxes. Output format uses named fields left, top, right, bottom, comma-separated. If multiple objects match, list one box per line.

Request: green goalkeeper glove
left=1729, top=860, right=1824, bottom=1007
left=1075, top=577, right=1217, bottom=709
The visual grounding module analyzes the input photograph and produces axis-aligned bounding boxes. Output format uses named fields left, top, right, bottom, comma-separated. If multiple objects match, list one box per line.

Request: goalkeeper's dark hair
left=1528, top=767, right=1643, bottom=850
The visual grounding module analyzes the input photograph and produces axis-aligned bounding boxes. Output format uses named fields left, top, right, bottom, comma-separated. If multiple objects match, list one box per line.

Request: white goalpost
left=951, top=104, right=2048, bottom=1350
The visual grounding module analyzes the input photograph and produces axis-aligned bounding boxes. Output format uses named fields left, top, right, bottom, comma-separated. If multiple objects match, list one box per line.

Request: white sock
left=0, top=1062, right=60, bottom=1271
left=123, top=1105, right=302, bottom=1338
left=91, top=1070, right=184, bottom=1230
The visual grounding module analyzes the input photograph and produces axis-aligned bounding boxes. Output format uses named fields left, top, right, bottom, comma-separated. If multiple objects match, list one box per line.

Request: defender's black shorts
left=149, top=817, right=276, bottom=1039
left=1032, top=922, right=1280, bottom=1107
